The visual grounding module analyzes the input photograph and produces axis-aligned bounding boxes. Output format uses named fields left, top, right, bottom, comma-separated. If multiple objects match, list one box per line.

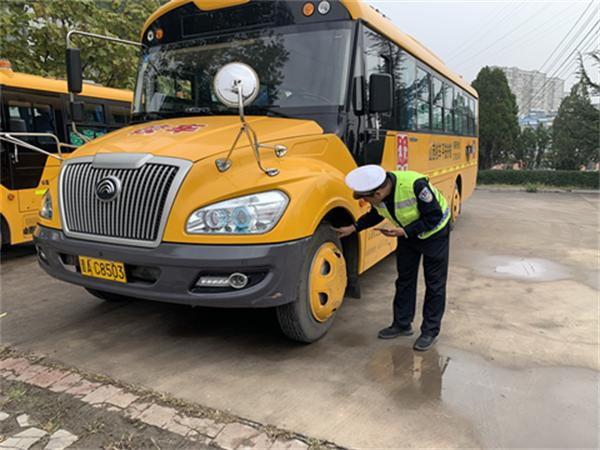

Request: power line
left=444, top=2, right=521, bottom=61
left=536, top=0, right=595, bottom=75
left=529, top=19, right=598, bottom=101
left=459, top=3, right=578, bottom=71
left=537, top=4, right=597, bottom=79
left=451, top=3, right=549, bottom=67
left=529, top=24, right=599, bottom=107
left=527, top=20, right=599, bottom=110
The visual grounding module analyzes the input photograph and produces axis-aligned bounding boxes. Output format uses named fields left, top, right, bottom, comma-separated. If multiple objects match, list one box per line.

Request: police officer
left=334, top=165, right=451, bottom=351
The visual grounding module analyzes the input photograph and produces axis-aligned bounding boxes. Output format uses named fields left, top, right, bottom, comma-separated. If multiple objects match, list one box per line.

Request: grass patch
left=5, top=386, right=28, bottom=402
left=525, top=183, right=538, bottom=193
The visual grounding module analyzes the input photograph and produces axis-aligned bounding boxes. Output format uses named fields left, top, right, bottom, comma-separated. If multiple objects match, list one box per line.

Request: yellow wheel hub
left=451, top=186, right=461, bottom=222
left=309, top=242, right=347, bottom=322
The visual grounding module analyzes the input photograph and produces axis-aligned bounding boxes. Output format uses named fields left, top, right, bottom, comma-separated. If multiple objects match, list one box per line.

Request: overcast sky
left=366, top=0, right=599, bottom=93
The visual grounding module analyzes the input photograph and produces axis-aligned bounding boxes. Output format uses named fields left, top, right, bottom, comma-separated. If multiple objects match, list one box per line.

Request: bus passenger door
left=3, top=94, right=63, bottom=213
left=355, top=25, right=397, bottom=272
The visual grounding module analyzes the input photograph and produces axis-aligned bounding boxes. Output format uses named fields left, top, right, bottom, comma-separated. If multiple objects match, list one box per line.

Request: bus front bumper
left=34, top=225, right=309, bottom=308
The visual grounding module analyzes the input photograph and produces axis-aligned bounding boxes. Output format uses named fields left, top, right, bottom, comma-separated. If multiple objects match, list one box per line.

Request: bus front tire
left=85, top=288, right=131, bottom=303
left=276, top=225, right=347, bottom=343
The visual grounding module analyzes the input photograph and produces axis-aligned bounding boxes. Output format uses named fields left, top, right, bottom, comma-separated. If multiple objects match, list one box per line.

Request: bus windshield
left=133, top=23, right=353, bottom=118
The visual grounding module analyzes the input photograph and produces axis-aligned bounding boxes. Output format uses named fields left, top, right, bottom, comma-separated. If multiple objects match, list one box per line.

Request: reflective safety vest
left=373, top=171, right=450, bottom=240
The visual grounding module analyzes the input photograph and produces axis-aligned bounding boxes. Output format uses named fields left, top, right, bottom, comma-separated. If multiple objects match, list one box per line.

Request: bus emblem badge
left=95, top=176, right=122, bottom=202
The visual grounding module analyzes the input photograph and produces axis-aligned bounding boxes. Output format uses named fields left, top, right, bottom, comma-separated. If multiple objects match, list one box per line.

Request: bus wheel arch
left=450, top=175, right=463, bottom=226
left=0, top=215, right=10, bottom=248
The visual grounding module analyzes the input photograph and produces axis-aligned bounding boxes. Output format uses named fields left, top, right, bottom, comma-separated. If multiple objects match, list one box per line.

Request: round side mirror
left=213, top=62, right=260, bottom=108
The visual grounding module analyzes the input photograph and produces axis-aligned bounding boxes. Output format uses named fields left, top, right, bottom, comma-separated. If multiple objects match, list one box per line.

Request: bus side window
left=432, top=77, right=443, bottom=132
left=443, top=83, right=454, bottom=134
left=32, top=103, right=58, bottom=150
left=69, top=101, right=108, bottom=146
left=8, top=101, right=32, bottom=132
left=109, top=105, right=130, bottom=126
left=363, top=27, right=393, bottom=129
left=415, top=67, right=430, bottom=131
left=84, top=103, right=105, bottom=124
left=390, top=45, right=415, bottom=132
left=8, top=101, right=58, bottom=152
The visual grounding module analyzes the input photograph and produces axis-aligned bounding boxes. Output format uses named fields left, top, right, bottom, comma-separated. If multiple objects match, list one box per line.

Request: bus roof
left=142, top=0, right=477, bottom=99
left=0, top=68, right=133, bottom=103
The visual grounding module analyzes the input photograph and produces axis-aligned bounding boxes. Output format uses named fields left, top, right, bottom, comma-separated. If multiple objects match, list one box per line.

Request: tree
left=0, top=0, right=165, bottom=90
left=514, top=127, right=537, bottom=168
left=472, top=67, right=520, bottom=169
left=551, top=82, right=599, bottom=170
left=534, top=124, right=551, bottom=169
left=577, top=51, right=600, bottom=96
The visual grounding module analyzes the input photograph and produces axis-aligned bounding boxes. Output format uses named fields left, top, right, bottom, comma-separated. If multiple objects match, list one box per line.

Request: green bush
left=477, top=170, right=599, bottom=189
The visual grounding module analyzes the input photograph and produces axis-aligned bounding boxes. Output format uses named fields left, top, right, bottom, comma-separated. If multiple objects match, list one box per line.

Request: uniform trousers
left=392, top=225, right=450, bottom=337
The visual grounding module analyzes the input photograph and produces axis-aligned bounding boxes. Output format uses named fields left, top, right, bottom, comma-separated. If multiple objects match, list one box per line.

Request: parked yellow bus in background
left=0, top=61, right=132, bottom=247
left=35, top=0, right=478, bottom=343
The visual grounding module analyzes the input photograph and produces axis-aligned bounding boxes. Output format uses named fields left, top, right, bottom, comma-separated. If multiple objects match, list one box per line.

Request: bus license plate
left=79, top=256, right=127, bottom=283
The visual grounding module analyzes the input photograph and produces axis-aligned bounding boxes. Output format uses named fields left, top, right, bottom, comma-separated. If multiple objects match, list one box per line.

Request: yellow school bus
left=0, top=62, right=132, bottom=246
left=35, top=0, right=478, bottom=342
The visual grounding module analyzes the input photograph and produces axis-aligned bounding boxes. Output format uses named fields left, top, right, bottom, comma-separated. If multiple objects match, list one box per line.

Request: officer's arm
left=355, top=208, right=385, bottom=232
left=403, top=179, right=443, bottom=238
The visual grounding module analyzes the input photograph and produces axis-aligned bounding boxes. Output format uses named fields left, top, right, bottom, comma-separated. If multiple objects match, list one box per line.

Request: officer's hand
left=375, top=227, right=407, bottom=238
left=334, top=225, right=356, bottom=238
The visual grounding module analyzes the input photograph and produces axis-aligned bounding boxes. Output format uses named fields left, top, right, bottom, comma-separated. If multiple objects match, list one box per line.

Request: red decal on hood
left=130, top=124, right=206, bottom=135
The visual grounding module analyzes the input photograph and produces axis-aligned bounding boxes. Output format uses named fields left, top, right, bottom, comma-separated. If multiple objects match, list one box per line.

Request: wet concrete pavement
left=1, top=190, right=598, bottom=448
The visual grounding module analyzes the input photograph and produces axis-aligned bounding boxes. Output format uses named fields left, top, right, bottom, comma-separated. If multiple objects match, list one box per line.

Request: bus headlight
left=186, top=191, right=289, bottom=234
left=40, top=191, right=53, bottom=219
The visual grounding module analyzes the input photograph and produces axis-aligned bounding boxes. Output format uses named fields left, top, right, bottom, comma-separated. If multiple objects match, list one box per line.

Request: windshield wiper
left=185, top=106, right=215, bottom=115
left=244, top=106, right=291, bottom=119
left=131, top=110, right=213, bottom=124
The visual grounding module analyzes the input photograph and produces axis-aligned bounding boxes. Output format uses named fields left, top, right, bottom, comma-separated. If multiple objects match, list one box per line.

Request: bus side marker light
left=155, top=28, right=164, bottom=40
left=302, top=2, right=315, bottom=16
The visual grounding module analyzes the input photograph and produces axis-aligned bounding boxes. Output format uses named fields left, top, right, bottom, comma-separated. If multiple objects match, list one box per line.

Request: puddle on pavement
left=469, top=255, right=573, bottom=282
left=366, top=345, right=598, bottom=448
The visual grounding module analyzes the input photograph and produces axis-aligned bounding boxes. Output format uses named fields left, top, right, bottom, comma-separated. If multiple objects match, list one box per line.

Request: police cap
left=345, top=165, right=387, bottom=199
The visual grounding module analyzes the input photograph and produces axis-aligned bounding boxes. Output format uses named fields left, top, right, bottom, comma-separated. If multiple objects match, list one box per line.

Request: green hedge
left=477, top=170, right=599, bottom=189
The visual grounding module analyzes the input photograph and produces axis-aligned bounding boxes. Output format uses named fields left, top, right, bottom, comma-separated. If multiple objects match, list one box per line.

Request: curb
left=0, top=347, right=344, bottom=450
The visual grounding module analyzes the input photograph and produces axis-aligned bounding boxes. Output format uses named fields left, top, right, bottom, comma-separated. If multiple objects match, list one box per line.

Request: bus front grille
left=60, top=161, right=180, bottom=245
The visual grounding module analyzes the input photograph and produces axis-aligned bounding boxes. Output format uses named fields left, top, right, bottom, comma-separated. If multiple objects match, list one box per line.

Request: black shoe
left=413, top=334, right=437, bottom=351
left=377, top=325, right=414, bottom=339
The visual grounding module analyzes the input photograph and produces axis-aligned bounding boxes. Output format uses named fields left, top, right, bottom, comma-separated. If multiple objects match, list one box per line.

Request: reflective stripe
left=418, top=208, right=450, bottom=239
left=395, top=198, right=417, bottom=209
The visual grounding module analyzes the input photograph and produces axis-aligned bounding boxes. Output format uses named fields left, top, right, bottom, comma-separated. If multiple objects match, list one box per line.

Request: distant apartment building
left=495, top=66, right=565, bottom=116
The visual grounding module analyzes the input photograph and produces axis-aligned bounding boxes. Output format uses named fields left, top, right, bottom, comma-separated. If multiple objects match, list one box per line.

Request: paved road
left=1, top=190, right=598, bottom=448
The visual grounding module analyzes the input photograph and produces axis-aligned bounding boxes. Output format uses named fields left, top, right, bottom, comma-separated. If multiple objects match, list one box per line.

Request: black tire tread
left=276, top=224, right=344, bottom=343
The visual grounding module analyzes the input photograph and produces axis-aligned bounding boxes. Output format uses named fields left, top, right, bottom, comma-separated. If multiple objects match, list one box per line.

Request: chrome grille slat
left=144, top=166, right=173, bottom=241
left=143, top=166, right=167, bottom=240
left=62, top=161, right=180, bottom=244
